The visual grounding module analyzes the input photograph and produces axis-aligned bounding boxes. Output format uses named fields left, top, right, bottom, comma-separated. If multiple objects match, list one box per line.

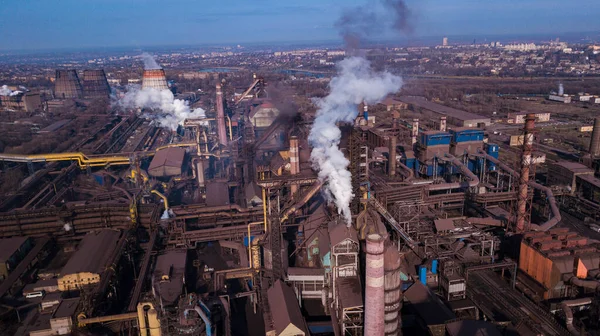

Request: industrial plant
left=1, top=49, right=600, bottom=336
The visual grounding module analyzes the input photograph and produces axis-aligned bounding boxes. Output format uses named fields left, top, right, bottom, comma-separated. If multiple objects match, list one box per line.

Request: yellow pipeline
left=262, top=188, right=268, bottom=231
left=155, top=142, right=197, bottom=152
left=0, top=152, right=130, bottom=169
left=151, top=190, right=169, bottom=211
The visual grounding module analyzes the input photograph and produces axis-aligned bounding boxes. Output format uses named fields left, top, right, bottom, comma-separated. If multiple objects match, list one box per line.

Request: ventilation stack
left=365, top=233, right=385, bottom=336
left=439, top=116, right=447, bottom=132
left=384, top=246, right=402, bottom=336
left=54, top=70, right=83, bottom=99
left=516, top=113, right=535, bottom=232
left=142, top=69, right=168, bottom=91
left=411, top=119, right=419, bottom=145
left=290, top=136, right=300, bottom=195
left=389, top=133, right=397, bottom=177
left=590, top=118, right=600, bottom=158
left=216, top=84, right=228, bottom=146
left=82, top=70, right=110, bottom=99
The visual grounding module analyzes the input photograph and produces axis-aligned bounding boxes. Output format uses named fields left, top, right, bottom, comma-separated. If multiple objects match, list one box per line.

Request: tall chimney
left=363, top=102, right=369, bottom=121
left=439, top=116, right=447, bottom=132
left=290, top=136, right=300, bottom=195
left=389, top=134, right=397, bottom=177
left=411, top=119, right=419, bottom=145
left=216, top=83, right=228, bottom=146
left=558, top=83, right=564, bottom=96
left=365, top=233, right=385, bottom=336
left=384, top=246, right=403, bottom=336
left=516, top=113, right=535, bottom=232
left=141, top=69, right=168, bottom=91
left=590, top=118, right=600, bottom=157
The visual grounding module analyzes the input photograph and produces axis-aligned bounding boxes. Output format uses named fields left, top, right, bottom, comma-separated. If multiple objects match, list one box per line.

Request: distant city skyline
left=1, top=0, right=599, bottom=51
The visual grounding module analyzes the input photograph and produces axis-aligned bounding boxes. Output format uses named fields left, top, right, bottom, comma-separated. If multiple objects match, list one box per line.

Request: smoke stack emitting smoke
left=309, top=0, right=410, bottom=226
left=118, top=54, right=206, bottom=131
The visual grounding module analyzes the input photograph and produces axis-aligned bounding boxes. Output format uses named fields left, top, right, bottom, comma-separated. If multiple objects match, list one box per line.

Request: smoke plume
left=0, top=85, right=12, bottom=96
left=141, top=52, right=161, bottom=70
left=309, top=57, right=402, bottom=225
left=119, top=85, right=206, bottom=131
left=336, top=0, right=413, bottom=50
left=63, top=223, right=72, bottom=232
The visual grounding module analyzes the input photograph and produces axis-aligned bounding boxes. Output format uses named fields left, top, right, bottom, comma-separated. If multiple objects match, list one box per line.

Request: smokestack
left=389, top=134, right=397, bottom=177
left=590, top=118, right=600, bottom=157
left=365, top=233, right=385, bottom=336
left=559, top=83, right=564, bottom=96
left=363, top=102, right=369, bottom=121
left=54, top=70, right=83, bottom=99
left=216, top=83, right=228, bottom=146
left=196, top=159, right=205, bottom=187
left=384, top=246, right=403, bottom=336
left=142, top=69, right=168, bottom=91
left=411, top=119, right=419, bottom=145
left=439, top=116, right=447, bottom=132
left=290, top=136, right=300, bottom=195
left=516, top=113, right=535, bottom=232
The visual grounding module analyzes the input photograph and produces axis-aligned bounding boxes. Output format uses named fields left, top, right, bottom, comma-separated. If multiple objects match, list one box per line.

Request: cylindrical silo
left=384, top=246, right=403, bottom=336
left=365, top=233, right=385, bottom=336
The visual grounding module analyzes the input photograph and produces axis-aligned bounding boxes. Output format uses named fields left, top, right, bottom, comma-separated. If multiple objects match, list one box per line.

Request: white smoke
left=309, top=57, right=402, bottom=226
left=141, top=52, right=161, bottom=70
left=0, top=85, right=12, bottom=96
left=63, top=223, right=72, bottom=232
left=120, top=85, right=206, bottom=131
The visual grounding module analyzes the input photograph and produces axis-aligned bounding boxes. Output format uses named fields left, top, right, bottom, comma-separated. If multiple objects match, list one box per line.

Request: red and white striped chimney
left=365, top=233, right=385, bottom=336
left=439, top=116, right=447, bottom=132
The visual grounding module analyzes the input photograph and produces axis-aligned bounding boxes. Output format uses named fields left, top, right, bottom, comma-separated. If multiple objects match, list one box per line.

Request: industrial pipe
left=560, top=297, right=592, bottom=335
left=426, top=154, right=479, bottom=191
left=0, top=152, right=130, bottom=169
left=78, top=312, right=138, bottom=327
left=478, top=149, right=561, bottom=231
left=151, top=190, right=169, bottom=211
left=397, top=161, right=414, bottom=182
left=280, top=181, right=323, bottom=223
left=564, top=274, right=600, bottom=290
left=183, top=306, right=212, bottom=336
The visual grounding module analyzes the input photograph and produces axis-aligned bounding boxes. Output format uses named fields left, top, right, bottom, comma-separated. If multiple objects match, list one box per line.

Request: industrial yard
left=1, top=21, right=600, bottom=336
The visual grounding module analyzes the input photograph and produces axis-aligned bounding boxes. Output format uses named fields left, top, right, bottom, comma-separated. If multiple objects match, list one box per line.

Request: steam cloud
left=336, top=0, right=413, bottom=50
left=120, top=86, right=206, bottom=131
left=63, top=223, right=72, bottom=232
left=0, top=85, right=11, bottom=96
left=309, top=57, right=402, bottom=225
left=141, top=52, right=161, bottom=70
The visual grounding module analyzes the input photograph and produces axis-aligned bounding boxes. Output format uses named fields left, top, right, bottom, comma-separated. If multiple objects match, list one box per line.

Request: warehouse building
left=398, top=96, right=491, bottom=127
left=268, top=280, right=309, bottom=336
left=0, top=237, right=33, bottom=280
left=148, top=147, right=186, bottom=177
left=58, top=229, right=121, bottom=291
left=547, top=161, right=595, bottom=194
left=507, top=112, right=550, bottom=124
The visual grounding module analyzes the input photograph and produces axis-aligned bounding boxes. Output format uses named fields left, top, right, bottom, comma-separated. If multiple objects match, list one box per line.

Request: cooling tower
left=142, top=69, right=168, bottom=91
left=82, top=70, right=110, bottom=99
left=54, top=70, right=83, bottom=99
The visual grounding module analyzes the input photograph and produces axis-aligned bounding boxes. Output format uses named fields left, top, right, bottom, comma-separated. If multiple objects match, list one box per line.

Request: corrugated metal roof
left=434, top=218, right=455, bottom=232
left=60, top=230, right=120, bottom=277
left=0, top=236, right=29, bottom=262
left=148, top=147, right=185, bottom=176
left=579, top=254, right=600, bottom=271
left=268, top=280, right=309, bottom=335
left=336, top=276, right=363, bottom=309
left=287, top=267, right=325, bottom=276
left=53, top=297, right=80, bottom=318
left=328, top=221, right=358, bottom=247
left=552, top=256, right=575, bottom=274
left=206, top=181, right=230, bottom=206
left=154, top=250, right=187, bottom=305
left=404, top=282, right=456, bottom=326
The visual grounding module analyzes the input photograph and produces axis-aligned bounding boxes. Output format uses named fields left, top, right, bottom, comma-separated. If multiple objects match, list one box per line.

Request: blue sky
left=0, top=0, right=599, bottom=51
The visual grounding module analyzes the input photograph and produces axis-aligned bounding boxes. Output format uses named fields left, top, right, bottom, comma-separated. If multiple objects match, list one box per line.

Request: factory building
left=268, top=280, right=309, bottom=336
left=249, top=101, right=280, bottom=129
left=507, top=112, right=550, bottom=124
left=148, top=147, right=186, bottom=177
left=54, top=70, right=83, bottom=99
left=82, top=70, right=110, bottom=99
left=29, top=297, right=80, bottom=336
left=547, top=161, right=594, bottom=194
left=58, top=229, right=121, bottom=291
left=548, top=94, right=572, bottom=103
left=153, top=249, right=187, bottom=307
left=519, top=229, right=599, bottom=299
left=398, top=96, right=491, bottom=127
left=0, top=236, right=33, bottom=280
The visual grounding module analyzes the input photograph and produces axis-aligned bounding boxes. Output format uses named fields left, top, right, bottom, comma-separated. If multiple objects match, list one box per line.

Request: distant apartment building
left=548, top=94, right=572, bottom=103
left=442, top=37, right=448, bottom=46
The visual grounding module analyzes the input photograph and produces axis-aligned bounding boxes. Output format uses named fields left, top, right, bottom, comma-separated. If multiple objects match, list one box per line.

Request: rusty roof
left=53, top=297, right=80, bottom=319
left=268, top=280, right=309, bottom=335
left=434, top=218, right=456, bottom=232
left=404, top=282, right=455, bottom=326
left=154, top=250, right=187, bottom=306
left=579, top=254, right=600, bottom=271
left=0, top=236, right=29, bottom=262
left=327, top=221, right=358, bottom=247
left=205, top=181, right=230, bottom=206
left=60, top=230, right=120, bottom=277
left=336, top=276, right=363, bottom=309
left=148, top=147, right=185, bottom=171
